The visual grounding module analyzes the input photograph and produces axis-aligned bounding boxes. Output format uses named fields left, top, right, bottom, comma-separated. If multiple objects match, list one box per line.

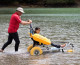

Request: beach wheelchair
left=27, top=24, right=74, bottom=55
left=27, top=24, right=60, bottom=55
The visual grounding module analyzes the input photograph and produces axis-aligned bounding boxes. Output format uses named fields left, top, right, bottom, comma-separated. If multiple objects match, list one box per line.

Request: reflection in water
left=0, top=13, right=80, bottom=65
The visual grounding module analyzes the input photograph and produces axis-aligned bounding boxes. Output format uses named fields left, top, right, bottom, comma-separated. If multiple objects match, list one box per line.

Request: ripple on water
left=0, top=13, right=80, bottom=65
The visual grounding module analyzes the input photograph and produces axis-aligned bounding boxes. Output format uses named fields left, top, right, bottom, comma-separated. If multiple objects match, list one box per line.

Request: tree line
left=0, top=0, right=77, bottom=7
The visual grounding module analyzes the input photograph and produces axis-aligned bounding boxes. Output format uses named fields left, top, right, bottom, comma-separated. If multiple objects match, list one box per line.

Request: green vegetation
left=0, top=0, right=77, bottom=7
left=46, top=0, right=75, bottom=4
left=0, top=8, right=80, bottom=14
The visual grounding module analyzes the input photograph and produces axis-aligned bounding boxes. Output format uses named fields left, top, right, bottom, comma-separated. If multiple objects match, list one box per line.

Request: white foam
left=3, top=49, right=27, bottom=55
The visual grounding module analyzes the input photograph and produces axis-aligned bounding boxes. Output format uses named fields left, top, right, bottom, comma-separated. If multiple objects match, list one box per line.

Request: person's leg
left=31, top=38, right=39, bottom=47
left=13, top=32, right=20, bottom=52
left=33, top=41, right=40, bottom=47
left=0, top=33, right=13, bottom=52
left=51, top=43, right=66, bottom=48
left=33, top=41, right=37, bottom=47
left=51, top=43, right=61, bottom=48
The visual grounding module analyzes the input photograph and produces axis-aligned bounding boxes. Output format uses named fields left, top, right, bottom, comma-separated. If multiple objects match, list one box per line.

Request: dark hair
left=34, top=27, right=40, bottom=33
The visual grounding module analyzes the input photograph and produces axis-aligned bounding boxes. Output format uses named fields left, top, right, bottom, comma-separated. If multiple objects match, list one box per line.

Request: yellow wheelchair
left=27, top=24, right=60, bottom=55
left=27, top=24, right=74, bottom=55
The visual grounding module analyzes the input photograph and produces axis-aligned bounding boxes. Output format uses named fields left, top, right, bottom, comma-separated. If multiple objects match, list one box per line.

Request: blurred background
left=0, top=0, right=80, bottom=8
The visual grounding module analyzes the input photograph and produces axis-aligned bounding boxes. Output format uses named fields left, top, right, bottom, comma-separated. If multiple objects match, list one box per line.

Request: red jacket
left=8, top=12, right=21, bottom=33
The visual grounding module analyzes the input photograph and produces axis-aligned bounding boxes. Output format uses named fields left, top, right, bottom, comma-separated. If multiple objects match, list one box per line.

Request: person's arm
left=14, top=15, right=32, bottom=25
left=21, top=19, right=32, bottom=25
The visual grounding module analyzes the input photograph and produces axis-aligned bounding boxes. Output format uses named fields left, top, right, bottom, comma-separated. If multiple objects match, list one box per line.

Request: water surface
left=0, top=8, right=80, bottom=65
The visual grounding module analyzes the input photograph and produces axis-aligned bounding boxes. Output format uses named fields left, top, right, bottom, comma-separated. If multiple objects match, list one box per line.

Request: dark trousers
left=51, top=43, right=61, bottom=48
left=1, top=32, right=20, bottom=51
left=31, top=38, right=61, bottom=48
left=31, top=38, right=39, bottom=47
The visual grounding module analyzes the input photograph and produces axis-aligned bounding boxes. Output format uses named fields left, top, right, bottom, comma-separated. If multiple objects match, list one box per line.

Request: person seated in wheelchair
left=31, top=27, right=43, bottom=47
left=31, top=27, right=66, bottom=48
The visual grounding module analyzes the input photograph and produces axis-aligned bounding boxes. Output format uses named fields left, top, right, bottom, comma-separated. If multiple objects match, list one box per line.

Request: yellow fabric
left=28, top=33, right=33, bottom=38
left=32, top=34, right=51, bottom=45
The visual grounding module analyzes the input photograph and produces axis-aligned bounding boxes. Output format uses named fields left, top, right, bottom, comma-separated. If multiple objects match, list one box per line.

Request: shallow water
left=0, top=8, right=80, bottom=65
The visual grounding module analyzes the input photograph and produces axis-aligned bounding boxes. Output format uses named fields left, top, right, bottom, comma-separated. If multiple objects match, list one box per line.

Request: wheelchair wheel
left=27, top=44, right=33, bottom=52
left=30, top=47, right=43, bottom=55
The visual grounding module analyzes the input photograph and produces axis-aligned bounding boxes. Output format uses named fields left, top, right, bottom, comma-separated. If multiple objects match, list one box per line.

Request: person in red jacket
left=0, top=7, right=32, bottom=52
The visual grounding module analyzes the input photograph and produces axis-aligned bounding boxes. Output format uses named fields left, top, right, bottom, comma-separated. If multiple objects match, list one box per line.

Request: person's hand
left=28, top=19, right=32, bottom=23
left=21, top=20, right=32, bottom=25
